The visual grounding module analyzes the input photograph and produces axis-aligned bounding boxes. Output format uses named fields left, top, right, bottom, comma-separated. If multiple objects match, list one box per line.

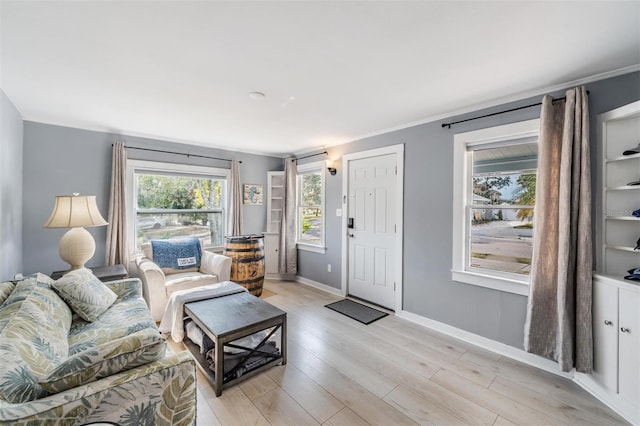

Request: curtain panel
left=279, top=157, right=297, bottom=275
left=524, top=87, right=592, bottom=373
left=227, top=159, right=243, bottom=236
left=105, top=142, right=128, bottom=267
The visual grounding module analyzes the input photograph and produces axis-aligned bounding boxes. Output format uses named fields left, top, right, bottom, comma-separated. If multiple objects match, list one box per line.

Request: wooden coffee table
left=183, top=291, right=287, bottom=396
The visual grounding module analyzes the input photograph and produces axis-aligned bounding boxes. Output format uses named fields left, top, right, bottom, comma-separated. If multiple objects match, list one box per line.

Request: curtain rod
left=292, top=150, right=328, bottom=162
left=441, top=91, right=589, bottom=129
left=117, top=145, right=241, bottom=163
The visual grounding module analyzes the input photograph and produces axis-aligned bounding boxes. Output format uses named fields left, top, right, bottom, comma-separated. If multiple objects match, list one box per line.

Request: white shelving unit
left=265, top=171, right=285, bottom=277
left=267, top=171, right=284, bottom=234
left=597, top=100, right=640, bottom=279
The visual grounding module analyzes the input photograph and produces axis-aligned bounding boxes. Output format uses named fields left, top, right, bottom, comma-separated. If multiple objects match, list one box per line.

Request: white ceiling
left=1, top=1, right=639, bottom=156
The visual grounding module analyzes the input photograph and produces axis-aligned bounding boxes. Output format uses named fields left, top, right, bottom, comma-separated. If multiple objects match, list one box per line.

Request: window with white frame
left=452, top=119, right=539, bottom=295
left=296, top=161, right=325, bottom=252
left=127, top=160, right=228, bottom=253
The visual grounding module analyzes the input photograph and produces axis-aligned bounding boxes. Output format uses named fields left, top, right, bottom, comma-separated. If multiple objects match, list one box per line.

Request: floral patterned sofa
left=0, top=271, right=196, bottom=425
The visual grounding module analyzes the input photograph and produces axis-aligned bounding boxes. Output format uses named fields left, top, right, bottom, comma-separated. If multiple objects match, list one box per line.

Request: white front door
left=347, top=153, right=397, bottom=309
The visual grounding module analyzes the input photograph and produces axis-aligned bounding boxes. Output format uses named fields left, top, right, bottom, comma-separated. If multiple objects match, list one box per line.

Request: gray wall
left=297, top=71, right=640, bottom=348
left=0, top=90, right=23, bottom=280
left=22, top=122, right=282, bottom=275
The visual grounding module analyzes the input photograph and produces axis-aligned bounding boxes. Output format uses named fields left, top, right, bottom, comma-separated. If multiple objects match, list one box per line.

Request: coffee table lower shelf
left=183, top=337, right=284, bottom=393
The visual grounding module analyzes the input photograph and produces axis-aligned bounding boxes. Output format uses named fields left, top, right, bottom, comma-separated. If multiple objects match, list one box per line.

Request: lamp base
left=59, top=227, right=96, bottom=270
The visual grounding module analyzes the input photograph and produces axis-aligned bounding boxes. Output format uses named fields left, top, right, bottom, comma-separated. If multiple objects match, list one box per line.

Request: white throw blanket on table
left=159, top=281, right=247, bottom=342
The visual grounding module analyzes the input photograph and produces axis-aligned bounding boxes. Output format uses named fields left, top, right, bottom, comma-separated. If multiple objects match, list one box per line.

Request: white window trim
left=126, top=159, right=230, bottom=258
left=296, top=160, right=326, bottom=254
left=452, top=118, right=539, bottom=296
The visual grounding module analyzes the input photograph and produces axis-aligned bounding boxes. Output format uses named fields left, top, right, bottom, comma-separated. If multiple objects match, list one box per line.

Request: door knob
left=604, top=320, right=613, bottom=326
left=348, top=233, right=355, bottom=238
left=620, top=327, right=631, bottom=333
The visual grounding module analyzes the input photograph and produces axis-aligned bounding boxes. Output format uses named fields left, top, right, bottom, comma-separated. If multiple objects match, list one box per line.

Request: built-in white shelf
left=606, top=216, right=640, bottom=221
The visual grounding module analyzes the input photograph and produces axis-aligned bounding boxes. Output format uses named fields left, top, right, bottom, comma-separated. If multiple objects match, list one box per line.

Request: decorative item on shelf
left=326, top=159, right=337, bottom=176
left=625, top=267, right=640, bottom=281
left=243, top=184, right=263, bottom=205
left=635, top=237, right=640, bottom=251
left=44, top=193, right=108, bottom=271
left=633, top=208, right=640, bottom=218
left=622, top=142, right=640, bottom=155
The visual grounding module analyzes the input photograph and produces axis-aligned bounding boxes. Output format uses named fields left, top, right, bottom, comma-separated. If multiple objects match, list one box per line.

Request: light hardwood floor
left=169, top=280, right=628, bottom=426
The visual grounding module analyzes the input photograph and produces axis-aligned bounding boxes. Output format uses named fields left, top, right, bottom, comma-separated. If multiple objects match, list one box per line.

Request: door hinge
left=394, top=224, right=396, bottom=233
left=395, top=165, right=397, bottom=175
left=394, top=282, right=396, bottom=291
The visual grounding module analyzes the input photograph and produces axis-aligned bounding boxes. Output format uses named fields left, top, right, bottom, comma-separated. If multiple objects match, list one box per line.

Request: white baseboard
left=396, top=310, right=572, bottom=379
left=295, top=275, right=345, bottom=297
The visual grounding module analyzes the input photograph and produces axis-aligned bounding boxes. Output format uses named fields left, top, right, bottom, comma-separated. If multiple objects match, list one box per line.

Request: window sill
left=451, top=269, right=529, bottom=296
left=296, top=243, right=326, bottom=254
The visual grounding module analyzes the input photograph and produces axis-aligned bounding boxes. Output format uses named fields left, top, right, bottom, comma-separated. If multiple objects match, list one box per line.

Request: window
left=452, top=119, right=539, bottom=295
left=296, top=161, right=325, bottom=253
left=127, top=160, right=228, bottom=253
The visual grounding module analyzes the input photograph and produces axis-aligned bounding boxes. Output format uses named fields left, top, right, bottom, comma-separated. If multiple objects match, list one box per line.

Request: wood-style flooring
left=168, top=279, right=627, bottom=426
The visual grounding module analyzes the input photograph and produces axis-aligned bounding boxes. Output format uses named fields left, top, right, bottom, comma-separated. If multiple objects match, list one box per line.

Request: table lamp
left=44, top=193, right=108, bottom=271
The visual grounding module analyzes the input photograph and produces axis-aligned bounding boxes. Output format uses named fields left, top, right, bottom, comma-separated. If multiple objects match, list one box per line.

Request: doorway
left=341, top=144, right=404, bottom=311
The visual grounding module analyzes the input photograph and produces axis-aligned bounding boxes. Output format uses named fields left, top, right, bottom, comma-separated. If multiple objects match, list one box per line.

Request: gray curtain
left=227, top=159, right=243, bottom=236
left=105, top=142, right=128, bottom=267
left=524, top=87, right=592, bottom=373
left=279, top=157, right=297, bottom=275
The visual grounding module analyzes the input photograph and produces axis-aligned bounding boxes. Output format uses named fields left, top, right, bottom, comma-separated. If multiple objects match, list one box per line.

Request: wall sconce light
left=326, top=159, right=337, bottom=176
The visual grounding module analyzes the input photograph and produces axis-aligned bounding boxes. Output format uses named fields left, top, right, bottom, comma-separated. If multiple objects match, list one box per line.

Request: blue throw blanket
left=151, top=239, right=201, bottom=270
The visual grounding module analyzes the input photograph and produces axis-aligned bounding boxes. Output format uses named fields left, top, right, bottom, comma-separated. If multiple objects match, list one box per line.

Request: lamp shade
left=44, top=193, right=108, bottom=228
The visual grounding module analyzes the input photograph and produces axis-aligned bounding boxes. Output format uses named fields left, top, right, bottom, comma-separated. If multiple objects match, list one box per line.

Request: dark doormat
left=325, top=299, right=388, bottom=325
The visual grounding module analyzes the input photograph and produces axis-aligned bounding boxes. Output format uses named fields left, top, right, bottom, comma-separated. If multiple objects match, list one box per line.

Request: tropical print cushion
left=0, top=281, right=15, bottom=305
left=0, top=352, right=196, bottom=425
left=0, top=275, right=71, bottom=403
left=1, top=273, right=53, bottom=307
left=39, top=328, right=167, bottom=393
left=67, top=289, right=157, bottom=354
left=52, top=269, right=117, bottom=322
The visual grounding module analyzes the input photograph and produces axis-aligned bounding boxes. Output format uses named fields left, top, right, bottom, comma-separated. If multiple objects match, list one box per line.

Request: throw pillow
left=0, top=276, right=71, bottom=403
left=53, top=269, right=118, bottom=322
left=0, top=281, right=16, bottom=305
left=151, top=238, right=202, bottom=274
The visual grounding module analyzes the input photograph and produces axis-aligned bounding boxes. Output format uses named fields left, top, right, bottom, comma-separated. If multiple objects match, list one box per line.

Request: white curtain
left=279, top=157, right=297, bottom=275
left=227, top=159, right=243, bottom=236
left=105, top=142, right=128, bottom=267
left=524, top=87, right=592, bottom=373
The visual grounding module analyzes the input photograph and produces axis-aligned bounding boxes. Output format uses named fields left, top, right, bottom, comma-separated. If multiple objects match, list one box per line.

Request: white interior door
left=347, top=153, right=396, bottom=309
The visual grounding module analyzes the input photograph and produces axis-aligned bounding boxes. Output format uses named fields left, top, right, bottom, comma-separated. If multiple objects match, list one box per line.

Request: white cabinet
left=263, top=233, right=280, bottom=276
left=618, top=287, right=640, bottom=404
left=596, top=100, right=640, bottom=278
left=592, top=279, right=619, bottom=392
left=592, top=275, right=640, bottom=412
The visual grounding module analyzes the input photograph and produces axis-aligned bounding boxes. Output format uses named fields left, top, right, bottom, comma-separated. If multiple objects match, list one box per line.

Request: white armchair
left=135, top=243, right=232, bottom=321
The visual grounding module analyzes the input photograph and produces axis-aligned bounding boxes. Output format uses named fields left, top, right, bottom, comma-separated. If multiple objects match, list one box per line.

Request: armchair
left=135, top=242, right=232, bottom=321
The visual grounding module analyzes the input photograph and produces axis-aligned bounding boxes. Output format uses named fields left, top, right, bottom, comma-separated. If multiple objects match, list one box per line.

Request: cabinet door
left=592, top=280, right=619, bottom=392
left=618, top=288, right=640, bottom=404
left=263, top=234, right=280, bottom=275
